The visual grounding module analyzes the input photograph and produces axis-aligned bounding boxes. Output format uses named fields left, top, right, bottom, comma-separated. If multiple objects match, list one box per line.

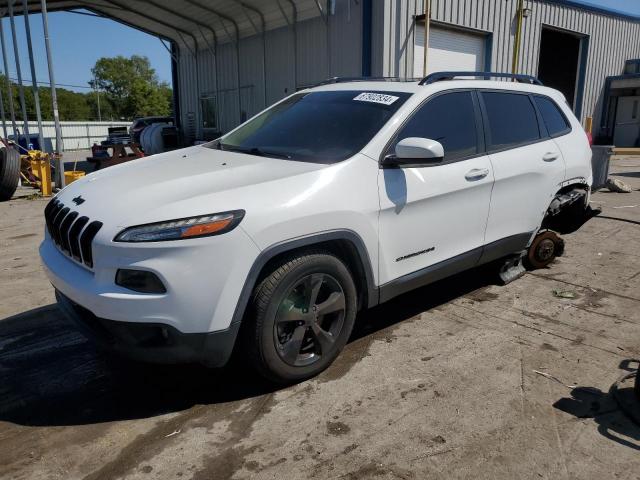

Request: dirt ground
left=1, top=156, right=639, bottom=480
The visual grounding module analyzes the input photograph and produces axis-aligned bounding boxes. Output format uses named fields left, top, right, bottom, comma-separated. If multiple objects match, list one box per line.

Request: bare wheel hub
left=528, top=231, right=564, bottom=269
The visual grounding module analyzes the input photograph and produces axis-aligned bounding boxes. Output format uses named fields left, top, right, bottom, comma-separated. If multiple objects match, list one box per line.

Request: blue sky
left=1, top=1, right=639, bottom=94
left=577, top=0, right=640, bottom=15
left=0, top=10, right=172, bottom=93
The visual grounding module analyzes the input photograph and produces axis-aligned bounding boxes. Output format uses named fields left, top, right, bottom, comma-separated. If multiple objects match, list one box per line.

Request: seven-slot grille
left=44, top=199, right=103, bottom=268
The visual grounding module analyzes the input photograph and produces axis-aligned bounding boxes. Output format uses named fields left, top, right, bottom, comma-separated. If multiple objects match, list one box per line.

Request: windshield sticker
left=353, top=92, right=400, bottom=106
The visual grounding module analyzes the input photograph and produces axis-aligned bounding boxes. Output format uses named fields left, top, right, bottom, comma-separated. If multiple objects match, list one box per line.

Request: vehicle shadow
left=553, top=361, right=640, bottom=451
left=0, top=266, right=494, bottom=428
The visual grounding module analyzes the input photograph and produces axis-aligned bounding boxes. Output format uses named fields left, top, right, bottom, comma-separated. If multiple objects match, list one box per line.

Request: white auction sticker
left=353, top=92, right=399, bottom=105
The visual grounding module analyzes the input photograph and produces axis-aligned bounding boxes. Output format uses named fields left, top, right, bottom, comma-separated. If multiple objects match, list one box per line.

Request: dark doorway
left=537, top=28, right=583, bottom=111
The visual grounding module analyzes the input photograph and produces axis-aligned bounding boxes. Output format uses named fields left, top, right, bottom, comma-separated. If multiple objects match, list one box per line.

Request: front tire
left=243, top=251, right=357, bottom=384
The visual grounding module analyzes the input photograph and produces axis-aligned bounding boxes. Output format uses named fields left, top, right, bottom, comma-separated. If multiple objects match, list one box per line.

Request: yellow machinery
left=21, top=149, right=85, bottom=196
left=21, top=150, right=53, bottom=196
left=64, top=170, right=85, bottom=185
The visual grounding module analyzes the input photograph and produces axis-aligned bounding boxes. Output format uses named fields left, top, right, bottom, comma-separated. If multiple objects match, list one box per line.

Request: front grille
left=44, top=199, right=103, bottom=268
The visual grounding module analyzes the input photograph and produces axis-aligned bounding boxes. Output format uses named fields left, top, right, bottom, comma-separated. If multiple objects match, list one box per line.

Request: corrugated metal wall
left=175, top=0, right=640, bottom=141
left=176, top=0, right=363, bottom=140
left=12, top=121, right=130, bottom=152
left=372, top=0, right=640, bottom=132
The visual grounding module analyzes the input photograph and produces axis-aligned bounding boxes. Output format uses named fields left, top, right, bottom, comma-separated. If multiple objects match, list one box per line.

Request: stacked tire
left=0, top=144, right=20, bottom=201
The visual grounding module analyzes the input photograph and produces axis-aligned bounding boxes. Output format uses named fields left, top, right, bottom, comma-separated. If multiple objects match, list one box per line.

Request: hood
left=55, top=145, right=326, bottom=229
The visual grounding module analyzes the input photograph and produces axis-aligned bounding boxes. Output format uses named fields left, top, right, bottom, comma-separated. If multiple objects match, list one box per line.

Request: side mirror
left=382, top=137, right=445, bottom=168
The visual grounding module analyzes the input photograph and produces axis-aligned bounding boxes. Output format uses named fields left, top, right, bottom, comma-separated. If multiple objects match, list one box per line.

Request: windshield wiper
left=220, top=144, right=292, bottom=160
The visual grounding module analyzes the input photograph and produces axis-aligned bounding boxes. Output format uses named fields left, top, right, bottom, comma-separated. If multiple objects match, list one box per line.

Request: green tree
left=86, top=90, right=116, bottom=121
left=0, top=74, right=94, bottom=124
left=90, top=55, right=172, bottom=120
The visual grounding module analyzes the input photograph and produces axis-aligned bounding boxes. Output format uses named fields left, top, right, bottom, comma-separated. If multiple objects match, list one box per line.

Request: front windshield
left=208, top=90, right=412, bottom=164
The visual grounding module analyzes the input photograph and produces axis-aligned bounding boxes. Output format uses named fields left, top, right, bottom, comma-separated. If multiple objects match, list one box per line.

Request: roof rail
left=313, top=76, right=421, bottom=87
left=419, top=71, right=543, bottom=86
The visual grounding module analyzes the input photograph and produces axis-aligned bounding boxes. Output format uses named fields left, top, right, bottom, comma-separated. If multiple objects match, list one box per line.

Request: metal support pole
left=235, top=27, right=241, bottom=123
left=423, top=0, right=430, bottom=76
left=96, top=87, right=101, bottom=121
left=40, top=0, right=64, bottom=188
left=237, top=2, right=266, bottom=108
left=23, top=0, right=44, bottom=150
left=0, top=18, right=18, bottom=138
left=8, top=0, right=31, bottom=142
left=278, top=0, right=298, bottom=90
left=93, top=73, right=101, bottom=121
left=0, top=79, right=7, bottom=138
left=512, top=0, right=524, bottom=74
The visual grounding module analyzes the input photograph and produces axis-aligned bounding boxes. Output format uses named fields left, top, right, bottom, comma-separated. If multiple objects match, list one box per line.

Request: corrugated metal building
left=12, top=0, right=640, bottom=146
left=173, top=0, right=640, bottom=145
left=373, top=0, right=640, bottom=145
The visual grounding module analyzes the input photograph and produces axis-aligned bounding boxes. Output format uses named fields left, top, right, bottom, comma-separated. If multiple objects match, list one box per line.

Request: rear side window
left=393, top=91, right=478, bottom=162
left=482, top=92, right=541, bottom=150
left=534, top=96, right=570, bottom=137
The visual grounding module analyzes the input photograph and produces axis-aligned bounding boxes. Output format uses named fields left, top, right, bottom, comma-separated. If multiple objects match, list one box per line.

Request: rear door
left=479, top=90, right=566, bottom=254
left=378, top=90, right=494, bottom=291
left=533, top=94, right=585, bottom=181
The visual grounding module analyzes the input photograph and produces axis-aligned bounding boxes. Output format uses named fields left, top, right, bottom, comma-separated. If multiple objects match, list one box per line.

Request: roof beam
left=183, top=0, right=240, bottom=44
left=83, top=0, right=198, bottom=49
left=140, top=0, right=217, bottom=48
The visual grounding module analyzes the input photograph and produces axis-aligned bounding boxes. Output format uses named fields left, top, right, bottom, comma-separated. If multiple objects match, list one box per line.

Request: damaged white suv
left=40, top=72, right=594, bottom=383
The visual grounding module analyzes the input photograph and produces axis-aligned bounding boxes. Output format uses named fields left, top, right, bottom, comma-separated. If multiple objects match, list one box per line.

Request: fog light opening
left=115, top=269, right=167, bottom=294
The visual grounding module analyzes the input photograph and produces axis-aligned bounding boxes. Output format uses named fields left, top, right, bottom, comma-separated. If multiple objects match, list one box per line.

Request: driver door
left=378, top=90, right=494, bottom=299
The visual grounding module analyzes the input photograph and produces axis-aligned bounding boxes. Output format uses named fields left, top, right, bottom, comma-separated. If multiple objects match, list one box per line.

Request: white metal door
left=614, top=96, right=640, bottom=147
left=414, top=25, right=486, bottom=77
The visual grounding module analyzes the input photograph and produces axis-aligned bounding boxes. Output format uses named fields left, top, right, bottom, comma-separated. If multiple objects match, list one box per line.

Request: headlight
left=114, top=210, right=245, bottom=242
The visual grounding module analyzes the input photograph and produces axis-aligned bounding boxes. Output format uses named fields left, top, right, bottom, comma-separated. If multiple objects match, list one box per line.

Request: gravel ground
left=0, top=156, right=639, bottom=480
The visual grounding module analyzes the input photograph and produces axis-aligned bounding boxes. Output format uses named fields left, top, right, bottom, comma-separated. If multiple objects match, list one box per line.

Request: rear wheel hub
left=528, top=231, right=564, bottom=269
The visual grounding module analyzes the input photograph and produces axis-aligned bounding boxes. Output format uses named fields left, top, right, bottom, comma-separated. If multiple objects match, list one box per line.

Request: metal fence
left=10, top=121, right=131, bottom=151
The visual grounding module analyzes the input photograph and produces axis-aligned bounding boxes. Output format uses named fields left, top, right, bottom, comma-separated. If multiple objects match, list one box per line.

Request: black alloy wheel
left=274, top=273, right=346, bottom=367
left=244, top=251, right=357, bottom=384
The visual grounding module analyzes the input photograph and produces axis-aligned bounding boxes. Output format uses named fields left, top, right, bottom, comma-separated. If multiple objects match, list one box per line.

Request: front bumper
left=56, top=290, right=239, bottom=367
left=39, top=224, right=259, bottom=334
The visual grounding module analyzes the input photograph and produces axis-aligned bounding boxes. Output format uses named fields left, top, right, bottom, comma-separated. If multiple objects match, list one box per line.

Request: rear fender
left=542, top=185, right=599, bottom=234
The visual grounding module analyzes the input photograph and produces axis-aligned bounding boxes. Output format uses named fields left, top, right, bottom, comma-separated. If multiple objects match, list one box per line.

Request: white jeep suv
left=40, top=72, right=593, bottom=383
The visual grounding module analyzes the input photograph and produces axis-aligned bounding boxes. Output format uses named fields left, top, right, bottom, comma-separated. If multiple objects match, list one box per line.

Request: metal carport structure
left=2, top=0, right=362, bottom=148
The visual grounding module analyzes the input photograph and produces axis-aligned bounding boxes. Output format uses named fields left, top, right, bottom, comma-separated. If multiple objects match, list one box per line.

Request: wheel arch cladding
left=231, top=230, right=378, bottom=327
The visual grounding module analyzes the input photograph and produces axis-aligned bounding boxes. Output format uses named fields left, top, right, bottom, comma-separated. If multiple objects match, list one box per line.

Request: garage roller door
left=414, top=25, right=486, bottom=76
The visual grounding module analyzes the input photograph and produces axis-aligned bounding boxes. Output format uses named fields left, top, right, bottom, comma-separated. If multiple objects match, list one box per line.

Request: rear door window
left=392, top=91, right=479, bottom=162
left=481, top=92, right=541, bottom=151
left=533, top=96, right=571, bottom=137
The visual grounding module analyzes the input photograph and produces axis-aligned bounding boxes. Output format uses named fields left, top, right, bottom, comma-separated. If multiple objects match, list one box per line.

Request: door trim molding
left=378, top=232, right=533, bottom=304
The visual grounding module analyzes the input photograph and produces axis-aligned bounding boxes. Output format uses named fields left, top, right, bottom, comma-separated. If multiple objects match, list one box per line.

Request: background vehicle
left=40, top=72, right=593, bottom=383
left=129, top=116, right=174, bottom=144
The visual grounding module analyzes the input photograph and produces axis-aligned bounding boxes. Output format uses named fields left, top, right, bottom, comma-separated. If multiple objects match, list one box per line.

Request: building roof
left=1, top=0, right=638, bottom=53
left=543, top=0, right=640, bottom=22
left=0, top=0, right=325, bottom=48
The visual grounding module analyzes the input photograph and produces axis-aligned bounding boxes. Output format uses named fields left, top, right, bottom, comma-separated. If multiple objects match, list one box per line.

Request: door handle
left=543, top=152, right=559, bottom=162
left=465, top=168, right=490, bottom=181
